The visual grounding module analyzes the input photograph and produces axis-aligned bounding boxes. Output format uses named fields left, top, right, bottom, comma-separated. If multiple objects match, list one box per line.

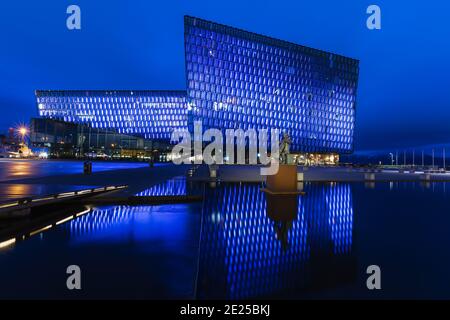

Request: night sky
left=1, top=0, right=449, bottom=151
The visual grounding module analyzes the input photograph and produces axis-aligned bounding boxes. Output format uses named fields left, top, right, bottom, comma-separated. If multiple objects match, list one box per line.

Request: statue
left=279, top=132, right=291, bottom=164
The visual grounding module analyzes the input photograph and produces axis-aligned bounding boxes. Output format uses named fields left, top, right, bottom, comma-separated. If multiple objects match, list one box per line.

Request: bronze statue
left=279, top=132, right=291, bottom=164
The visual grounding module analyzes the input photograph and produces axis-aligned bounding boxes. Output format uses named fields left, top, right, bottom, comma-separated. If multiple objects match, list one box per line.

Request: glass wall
left=184, top=16, right=359, bottom=153
left=36, top=90, right=187, bottom=141
left=35, top=17, right=359, bottom=156
left=30, top=118, right=158, bottom=159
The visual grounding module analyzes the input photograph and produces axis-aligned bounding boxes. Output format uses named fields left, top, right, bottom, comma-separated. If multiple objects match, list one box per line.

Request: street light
left=19, top=127, right=27, bottom=136
left=389, top=153, right=394, bottom=166
left=18, top=126, right=28, bottom=144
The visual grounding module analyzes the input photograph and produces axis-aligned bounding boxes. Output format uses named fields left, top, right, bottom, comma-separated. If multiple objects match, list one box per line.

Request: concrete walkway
left=189, top=164, right=450, bottom=182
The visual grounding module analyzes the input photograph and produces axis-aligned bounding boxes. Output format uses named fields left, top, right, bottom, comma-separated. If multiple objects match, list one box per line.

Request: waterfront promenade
left=190, top=165, right=450, bottom=182
left=2, top=160, right=450, bottom=202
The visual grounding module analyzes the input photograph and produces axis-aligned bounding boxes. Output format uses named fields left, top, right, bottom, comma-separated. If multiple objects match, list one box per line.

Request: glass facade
left=30, top=117, right=159, bottom=159
left=184, top=16, right=359, bottom=153
left=35, top=17, right=359, bottom=155
left=36, top=90, right=187, bottom=140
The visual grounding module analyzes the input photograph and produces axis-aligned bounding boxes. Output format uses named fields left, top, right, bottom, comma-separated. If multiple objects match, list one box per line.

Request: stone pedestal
left=266, top=164, right=298, bottom=193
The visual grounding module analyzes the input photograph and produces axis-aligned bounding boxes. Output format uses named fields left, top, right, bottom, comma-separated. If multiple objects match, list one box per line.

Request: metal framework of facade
left=36, top=16, right=359, bottom=154
left=184, top=16, right=359, bottom=153
left=36, top=90, right=187, bottom=140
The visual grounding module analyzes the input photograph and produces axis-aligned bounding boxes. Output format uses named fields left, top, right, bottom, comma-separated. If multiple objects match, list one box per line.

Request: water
left=0, top=203, right=201, bottom=299
left=197, top=182, right=354, bottom=299
left=0, top=184, right=99, bottom=202
left=135, top=176, right=203, bottom=197
left=0, top=159, right=149, bottom=182
left=1, top=180, right=450, bottom=299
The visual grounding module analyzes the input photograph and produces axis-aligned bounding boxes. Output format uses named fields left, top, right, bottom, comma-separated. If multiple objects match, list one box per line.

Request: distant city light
left=38, top=152, right=48, bottom=159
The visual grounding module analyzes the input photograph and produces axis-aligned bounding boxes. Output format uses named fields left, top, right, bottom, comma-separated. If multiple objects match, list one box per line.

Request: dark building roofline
left=184, top=15, right=359, bottom=64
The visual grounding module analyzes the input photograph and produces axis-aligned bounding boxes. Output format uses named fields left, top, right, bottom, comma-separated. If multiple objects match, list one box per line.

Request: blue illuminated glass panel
left=36, top=90, right=187, bottom=140
left=184, top=16, right=359, bottom=153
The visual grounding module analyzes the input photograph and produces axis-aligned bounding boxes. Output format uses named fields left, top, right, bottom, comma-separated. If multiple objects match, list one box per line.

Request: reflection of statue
left=274, top=220, right=293, bottom=251
left=265, top=193, right=298, bottom=250
left=279, top=132, right=291, bottom=164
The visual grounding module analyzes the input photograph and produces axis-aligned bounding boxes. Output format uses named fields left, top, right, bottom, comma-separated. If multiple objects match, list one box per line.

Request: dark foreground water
left=1, top=179, right=450, bottom=299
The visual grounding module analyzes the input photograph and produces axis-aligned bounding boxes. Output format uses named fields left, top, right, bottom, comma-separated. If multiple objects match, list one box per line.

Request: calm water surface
left=1, top=179, right=450, bottom=299
left=0, top=159, right=149, bottom=182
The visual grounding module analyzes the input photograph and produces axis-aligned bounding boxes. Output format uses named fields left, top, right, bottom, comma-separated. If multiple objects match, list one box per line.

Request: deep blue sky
left=1, top=0, right=449, bottom=151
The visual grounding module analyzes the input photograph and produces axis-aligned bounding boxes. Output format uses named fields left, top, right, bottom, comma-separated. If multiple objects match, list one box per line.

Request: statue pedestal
left=262, top=164, right=303, bottom=195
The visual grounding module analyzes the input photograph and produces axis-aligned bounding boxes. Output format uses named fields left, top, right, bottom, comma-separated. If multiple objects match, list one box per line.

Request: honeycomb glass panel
left=184, top=16, right=359, bottom=153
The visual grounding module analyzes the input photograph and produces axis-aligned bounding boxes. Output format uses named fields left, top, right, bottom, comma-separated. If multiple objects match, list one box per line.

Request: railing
left=0, top=185, right=128, bottom=218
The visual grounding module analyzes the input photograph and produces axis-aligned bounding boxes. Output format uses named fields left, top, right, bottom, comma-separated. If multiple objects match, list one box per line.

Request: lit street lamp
left=389, top=153, right=394, bottom=166
left=18, top=127, right=28, bottom=144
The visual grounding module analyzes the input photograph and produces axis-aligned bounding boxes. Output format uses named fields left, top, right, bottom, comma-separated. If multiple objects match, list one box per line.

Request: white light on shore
left=39, top=152, right=48, bottom=159
left=0, top=238, right=16, bottom=249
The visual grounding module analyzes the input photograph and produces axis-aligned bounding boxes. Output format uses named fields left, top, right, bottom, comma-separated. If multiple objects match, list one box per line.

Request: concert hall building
left=34, top=16, right=359, bottom=163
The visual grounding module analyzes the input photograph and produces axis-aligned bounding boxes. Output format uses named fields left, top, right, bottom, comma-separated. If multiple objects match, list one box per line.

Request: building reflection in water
left=135, top=176, right=202, bottom=197
left=66, top=203, right=198, bottom=245
left=197, top=182, right=355, bottom=299
left=265, top=193, right=298, bottom=251
left=62, top=177, right=355, bottom=299
left=64, top=178, right=203, bottom=244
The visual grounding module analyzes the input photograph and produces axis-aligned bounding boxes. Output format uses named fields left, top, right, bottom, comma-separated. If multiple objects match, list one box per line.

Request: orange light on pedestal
left=265, top=164, right=298, bottom=194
